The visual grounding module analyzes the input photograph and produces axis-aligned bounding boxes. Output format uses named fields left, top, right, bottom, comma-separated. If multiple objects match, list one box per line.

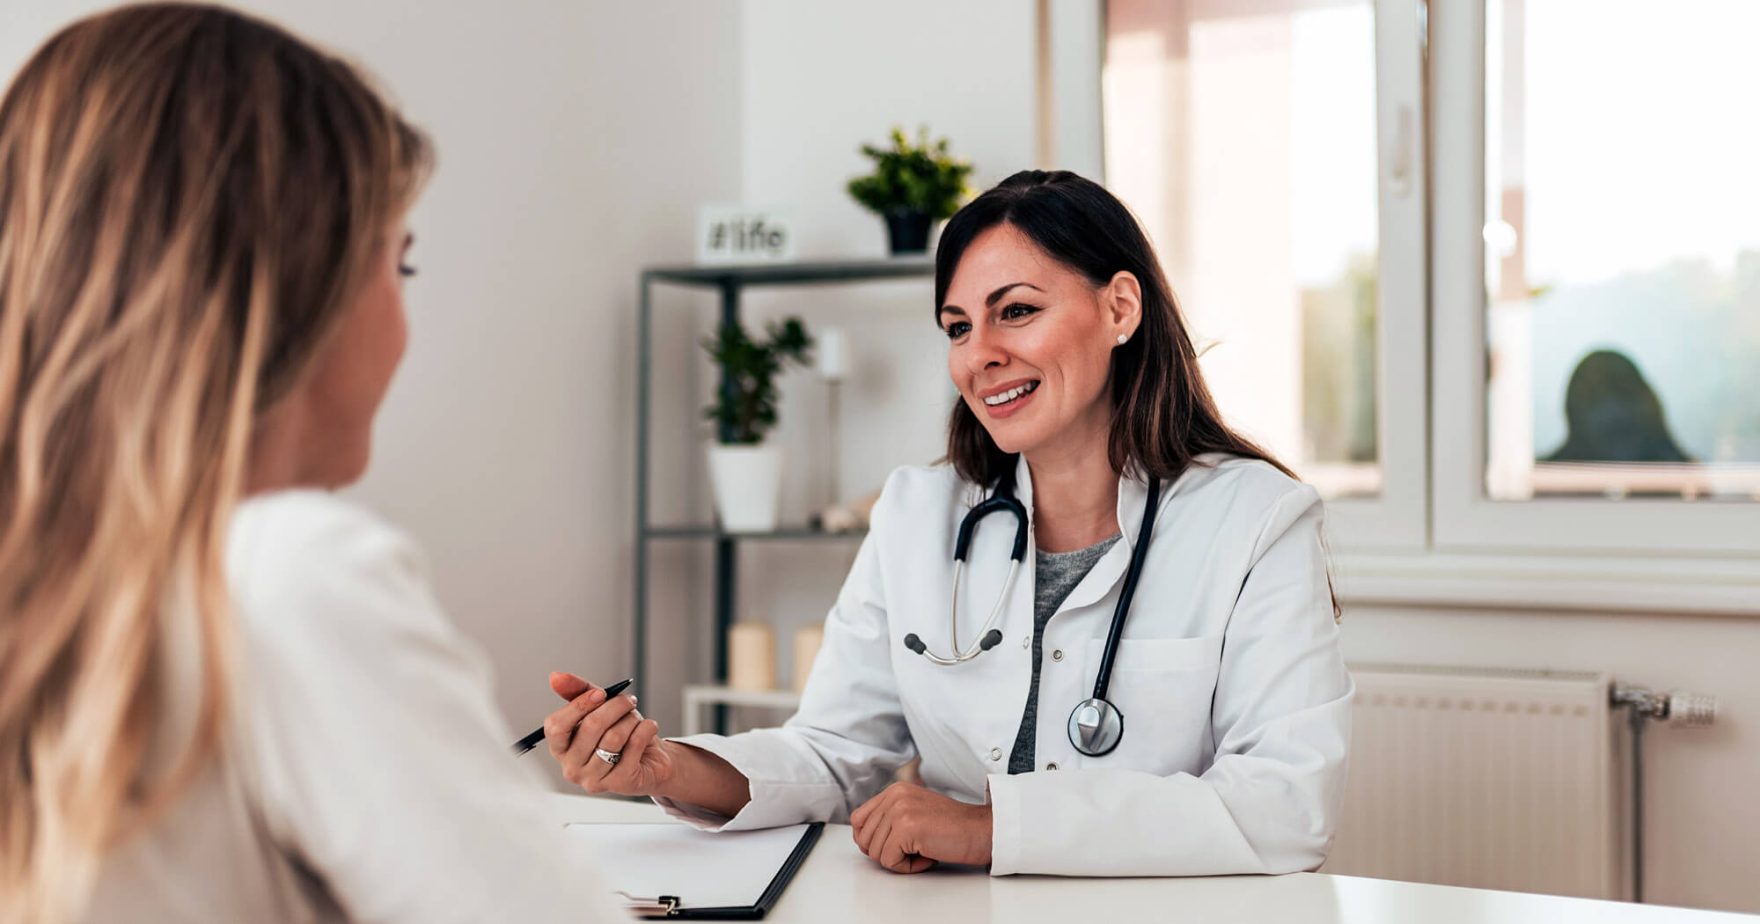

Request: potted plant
left=702, top=317, right=814, bottom=532
left=847, top=126, right=974, bottom=254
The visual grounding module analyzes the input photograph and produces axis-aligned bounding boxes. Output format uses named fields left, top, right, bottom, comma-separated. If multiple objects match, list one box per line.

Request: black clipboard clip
left=616, top=893, right=682, bottom=916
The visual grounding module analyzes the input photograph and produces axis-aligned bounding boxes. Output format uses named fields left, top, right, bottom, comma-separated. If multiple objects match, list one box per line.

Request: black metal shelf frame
left=644, top=525, right=871, bottom=541
left=633, top=257, right=933, bottom=732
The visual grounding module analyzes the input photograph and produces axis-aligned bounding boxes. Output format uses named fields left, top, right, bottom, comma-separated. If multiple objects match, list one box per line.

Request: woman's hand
left=544, top=672, right=674, bottom=796
left=849, top=782, right=993, bottom=873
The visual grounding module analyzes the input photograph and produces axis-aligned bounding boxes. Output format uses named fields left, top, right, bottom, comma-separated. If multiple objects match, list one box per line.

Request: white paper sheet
left=565, top=822, right=813, bottom=910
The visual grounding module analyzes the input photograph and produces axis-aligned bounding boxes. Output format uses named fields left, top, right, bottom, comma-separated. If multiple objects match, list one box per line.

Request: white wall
left=717, top=0, right=1039, bottom=716
left=2, top=0, right=741, bottom=774
left=311, top=0, right=742, bottom=761
left=739, top=0, right=1037, bottom=261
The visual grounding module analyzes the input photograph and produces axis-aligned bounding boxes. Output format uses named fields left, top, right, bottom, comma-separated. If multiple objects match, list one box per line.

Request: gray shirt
left=1007, top=534, right=1121, bottom=774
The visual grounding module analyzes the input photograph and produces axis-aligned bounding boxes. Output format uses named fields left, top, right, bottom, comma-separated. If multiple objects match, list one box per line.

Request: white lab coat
left=660, top=453, right=1353, bottom=877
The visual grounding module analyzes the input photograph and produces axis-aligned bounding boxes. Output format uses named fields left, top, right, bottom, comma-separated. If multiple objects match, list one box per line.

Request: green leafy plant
left=846, top=127, right=974, bottom=219
left=702, top=317, right=814, bottom=445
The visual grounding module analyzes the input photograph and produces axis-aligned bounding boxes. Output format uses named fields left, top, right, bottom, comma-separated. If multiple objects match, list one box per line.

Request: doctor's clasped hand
left=849, top=782, right=994, bottom=873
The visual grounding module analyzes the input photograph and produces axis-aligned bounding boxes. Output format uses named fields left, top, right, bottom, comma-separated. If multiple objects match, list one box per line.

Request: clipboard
left=566, top=821, right=822, bottom=920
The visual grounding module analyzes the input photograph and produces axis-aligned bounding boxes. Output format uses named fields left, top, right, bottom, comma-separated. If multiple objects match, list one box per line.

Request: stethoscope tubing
left=902, top=470, right=1162, bottom=757
left=1088, top=476, right=1161, bottom=703
left=918, top=557, right=1022, bottom=664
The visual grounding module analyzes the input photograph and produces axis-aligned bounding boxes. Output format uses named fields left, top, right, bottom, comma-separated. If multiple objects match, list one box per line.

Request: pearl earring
left=1117, top=333, right=1129, bottom=345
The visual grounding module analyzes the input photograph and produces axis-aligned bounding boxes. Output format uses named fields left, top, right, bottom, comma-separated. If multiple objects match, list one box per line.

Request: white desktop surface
left=550, top=794, right=1755, bottom=923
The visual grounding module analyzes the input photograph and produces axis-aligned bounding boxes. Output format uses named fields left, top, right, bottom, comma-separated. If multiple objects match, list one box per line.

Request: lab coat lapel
left=1006, top=455, right=1041, bottom=628
left=948, top=457, right=1038, bottom=774
left=1046, top=470, right=1149, bottom=615
left=948, top=458, right=1036, bottom=667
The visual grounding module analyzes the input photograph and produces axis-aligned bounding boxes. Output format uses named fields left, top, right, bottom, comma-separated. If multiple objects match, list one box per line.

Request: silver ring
left=593, top=747, right=622, bottom=766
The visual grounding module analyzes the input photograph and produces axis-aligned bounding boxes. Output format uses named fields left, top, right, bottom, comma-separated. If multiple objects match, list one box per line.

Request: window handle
left=1390, top=104, right=1415, bottom=198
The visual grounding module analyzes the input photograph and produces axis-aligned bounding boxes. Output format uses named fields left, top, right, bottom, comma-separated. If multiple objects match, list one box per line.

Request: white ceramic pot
left=707, top=443, right=783, bottom=532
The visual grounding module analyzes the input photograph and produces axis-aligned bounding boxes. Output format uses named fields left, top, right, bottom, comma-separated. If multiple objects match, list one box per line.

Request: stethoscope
left=902, top=474, right=1163, bottom=758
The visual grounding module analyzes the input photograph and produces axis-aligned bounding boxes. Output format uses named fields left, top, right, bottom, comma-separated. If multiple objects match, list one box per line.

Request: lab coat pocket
left=1103, top=634, right=1223, bottom=672
left=1083, top=634, right=1223, bottom=774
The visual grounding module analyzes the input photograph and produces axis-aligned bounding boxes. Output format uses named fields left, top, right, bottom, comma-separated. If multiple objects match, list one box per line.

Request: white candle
left=816, top=326, right=849, bottom=381
left=792, top=625, right=825, bottom=693
left=727, top=622, right=777, bottom=691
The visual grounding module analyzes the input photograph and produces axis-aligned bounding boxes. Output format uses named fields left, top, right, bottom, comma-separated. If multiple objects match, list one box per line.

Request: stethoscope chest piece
left=907, top=473, right=1159, bottom=759
left=1067, top=696, right=1124, bottom=757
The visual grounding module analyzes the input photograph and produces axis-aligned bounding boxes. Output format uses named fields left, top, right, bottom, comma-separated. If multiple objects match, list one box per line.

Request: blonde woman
left=0, top=6, right=620, bottom=922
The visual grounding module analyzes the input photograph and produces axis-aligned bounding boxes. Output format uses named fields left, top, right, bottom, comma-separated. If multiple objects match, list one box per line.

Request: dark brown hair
left=938, top=170, right=1292, bottom=488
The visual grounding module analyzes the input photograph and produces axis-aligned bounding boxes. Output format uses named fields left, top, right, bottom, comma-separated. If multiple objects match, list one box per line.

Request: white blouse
left=84, top=490, right=619, bottom=923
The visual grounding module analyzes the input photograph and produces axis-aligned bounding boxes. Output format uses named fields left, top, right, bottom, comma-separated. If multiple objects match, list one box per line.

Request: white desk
left=552, top=795, right=1754, bottom=923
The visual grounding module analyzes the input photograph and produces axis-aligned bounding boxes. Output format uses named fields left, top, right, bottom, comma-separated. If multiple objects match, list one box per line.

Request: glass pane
left=1103, top=0, right=1381, bottom=499
left=1484, top=0, right=1760, bottom=502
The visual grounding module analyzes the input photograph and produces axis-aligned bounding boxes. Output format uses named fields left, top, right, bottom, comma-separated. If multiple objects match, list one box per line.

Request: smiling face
left=938, top=222, right=1142, bottom=462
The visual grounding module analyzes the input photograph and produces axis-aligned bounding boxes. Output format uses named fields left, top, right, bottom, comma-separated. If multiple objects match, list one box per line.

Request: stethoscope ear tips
left=902, top=634, right=927, bottom=655
left=978, top=629, right=1003, bottom=651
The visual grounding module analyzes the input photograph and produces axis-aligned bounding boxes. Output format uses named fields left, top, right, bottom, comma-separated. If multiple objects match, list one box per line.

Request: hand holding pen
left=512, top=676, right=632, bottom=755
left=530, top=673, right=676, bottom=797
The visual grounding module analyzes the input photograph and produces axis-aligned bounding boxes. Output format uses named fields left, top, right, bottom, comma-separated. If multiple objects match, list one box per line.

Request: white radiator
left=1320, top=664, right=1624, bottom=900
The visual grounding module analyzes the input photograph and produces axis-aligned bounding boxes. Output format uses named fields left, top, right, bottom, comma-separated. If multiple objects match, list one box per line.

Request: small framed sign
left=697, top=205, right=795, bottom=265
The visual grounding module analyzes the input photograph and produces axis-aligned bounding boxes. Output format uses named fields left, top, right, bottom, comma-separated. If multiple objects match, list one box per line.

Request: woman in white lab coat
left=547, top=170, right=1352, bottom=877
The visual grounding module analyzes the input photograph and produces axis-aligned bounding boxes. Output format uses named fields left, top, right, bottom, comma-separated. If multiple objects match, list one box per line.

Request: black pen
left=511, top=677, right=634, bottom=756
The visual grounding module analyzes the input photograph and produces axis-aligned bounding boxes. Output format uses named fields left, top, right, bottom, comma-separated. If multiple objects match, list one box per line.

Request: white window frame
left=1343, top=0, right=1430, bottom=553
left=1429, top=0, right=1760, bottom=558
left=1042, top=0, right=1107, bottom=179
left=1076, top=0, right=1760, bottom=614
left=1076, top=0, right=1431, bottom=552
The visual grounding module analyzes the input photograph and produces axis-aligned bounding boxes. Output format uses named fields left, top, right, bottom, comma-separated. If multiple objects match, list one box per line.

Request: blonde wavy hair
left=0, top=5, right=430, bottom=921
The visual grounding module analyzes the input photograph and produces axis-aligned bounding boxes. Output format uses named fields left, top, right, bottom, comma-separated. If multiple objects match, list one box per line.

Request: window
left=1482, top=0, right=1760, bottom=505
left=1432, top=0, right=1760, bottom=554
left=1100, top=0, right=1759, bottom=560
left=1103, top=0, right=1428, bottom=547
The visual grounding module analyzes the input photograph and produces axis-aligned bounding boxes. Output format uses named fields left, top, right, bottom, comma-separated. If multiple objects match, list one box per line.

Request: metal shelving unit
left=680, top=685, right=804, bottom=737
left=633, top=257, right=934, bottom=733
